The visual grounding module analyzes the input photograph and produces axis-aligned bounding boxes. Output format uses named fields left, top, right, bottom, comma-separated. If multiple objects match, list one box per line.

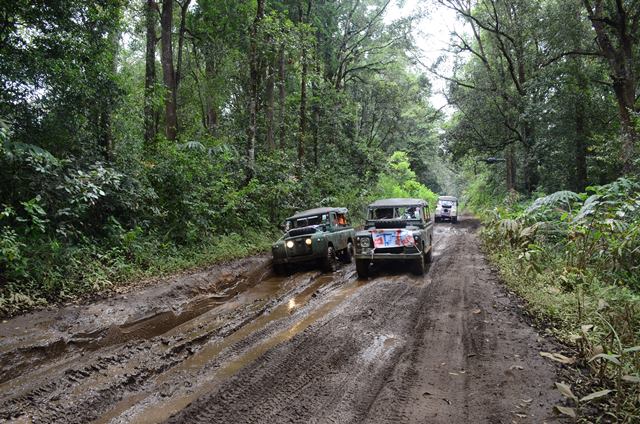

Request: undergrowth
left=469, top=177, right=640, bottom=423
left=0, top=229, right=277, bottom=317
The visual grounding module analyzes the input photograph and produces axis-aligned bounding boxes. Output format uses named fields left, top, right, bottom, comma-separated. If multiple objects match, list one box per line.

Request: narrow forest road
left=0, top=217, right=566, bottom=423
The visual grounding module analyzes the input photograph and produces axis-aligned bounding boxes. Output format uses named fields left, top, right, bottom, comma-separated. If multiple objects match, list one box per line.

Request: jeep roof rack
left=368, top=198, right=426, bottom=207
left=288, top=207, right=348, bottom=220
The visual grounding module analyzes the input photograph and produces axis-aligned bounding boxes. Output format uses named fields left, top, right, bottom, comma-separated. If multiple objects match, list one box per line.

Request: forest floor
left=0, top=216, right=573, bottom=423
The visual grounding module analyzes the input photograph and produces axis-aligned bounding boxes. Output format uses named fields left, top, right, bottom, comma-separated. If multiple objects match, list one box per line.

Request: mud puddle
left=95, top=271, right=365, bottom=424
left=0, top=258, right=274, bottom=384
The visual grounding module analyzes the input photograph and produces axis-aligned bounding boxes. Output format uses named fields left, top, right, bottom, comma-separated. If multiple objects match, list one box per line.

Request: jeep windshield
left=367, top=206, right=421, bottom=220
left=285, top=214, right=328, bottom=230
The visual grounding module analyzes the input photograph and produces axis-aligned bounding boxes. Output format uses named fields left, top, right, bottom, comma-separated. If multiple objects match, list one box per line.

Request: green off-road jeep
left=272, top=207, right=355, bottom=274
left=354, top=198, right=433, bottom=278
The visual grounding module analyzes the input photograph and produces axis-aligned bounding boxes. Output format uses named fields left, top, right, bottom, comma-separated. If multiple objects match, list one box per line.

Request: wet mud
left=0, top=217, right=566, bottom=423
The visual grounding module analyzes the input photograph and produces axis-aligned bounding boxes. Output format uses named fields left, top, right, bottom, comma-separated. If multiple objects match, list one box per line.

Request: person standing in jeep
left=354, top=198, right=433, bottom=278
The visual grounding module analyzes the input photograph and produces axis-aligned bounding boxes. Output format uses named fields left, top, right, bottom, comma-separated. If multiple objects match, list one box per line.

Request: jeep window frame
left=366, top=205, right=427, bottom=224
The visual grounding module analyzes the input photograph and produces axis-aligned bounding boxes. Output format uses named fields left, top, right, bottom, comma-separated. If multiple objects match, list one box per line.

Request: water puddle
left=361, top=334, right=400, bottom=363
left=95, top=273, right=367, bottom=424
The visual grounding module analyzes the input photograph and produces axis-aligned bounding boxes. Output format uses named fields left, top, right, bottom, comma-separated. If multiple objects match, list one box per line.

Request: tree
left=144, top=0, right=158, bottom=147
left=583, top=0, right=639, bottom=174
left=160, top=0, right=177, bottom=141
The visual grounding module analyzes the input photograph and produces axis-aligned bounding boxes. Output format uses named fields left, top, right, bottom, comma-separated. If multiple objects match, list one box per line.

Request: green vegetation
left=0, top=1, right=449, bottom=314
left=1, top=0, right=639, bottom=419
left=437, top=0, right=640, bottom=420
left=466, top=179, right=640, bottom=421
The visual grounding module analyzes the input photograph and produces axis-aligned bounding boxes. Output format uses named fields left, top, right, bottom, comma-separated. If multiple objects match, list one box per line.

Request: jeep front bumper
left=355, top=247, right=423, bottom=261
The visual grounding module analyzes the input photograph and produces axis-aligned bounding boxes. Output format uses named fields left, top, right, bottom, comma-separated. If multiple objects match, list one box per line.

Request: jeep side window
left=336, top=213, right=347, bottom=226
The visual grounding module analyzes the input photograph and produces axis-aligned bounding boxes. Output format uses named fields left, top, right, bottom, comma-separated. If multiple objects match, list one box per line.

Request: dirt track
left=0, top=217, right=567, bottom=423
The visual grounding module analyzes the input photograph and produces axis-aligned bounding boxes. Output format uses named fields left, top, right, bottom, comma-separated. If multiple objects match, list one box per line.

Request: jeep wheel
left=273, top=263, right=287, bottom=275
left=341, top=241, right=354, bottom=264
left=452, top=216, right=458, bottom=224
left=412, top=254, right=425, bottom=275
left=424, top=239, right=433, bottom=263
left=355, top=259, right=369, bottom=279
left=322, top=246, right=338, bottom=272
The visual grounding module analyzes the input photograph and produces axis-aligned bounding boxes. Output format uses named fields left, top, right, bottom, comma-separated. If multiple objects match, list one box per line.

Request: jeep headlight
left=286, top=240, right=294, bottom=248
left=359, top=237, right=371, bottom=248
left=305, top=238, right=312, bottom=245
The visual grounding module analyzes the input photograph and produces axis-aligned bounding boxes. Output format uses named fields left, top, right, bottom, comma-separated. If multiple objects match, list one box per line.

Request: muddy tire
left=322, top=246, right=338, bottom=272
left=272, top=263, right=287, bottom=275
left=412, top=253, right=425, bottom=275
left=434, top=217, right=440, bottom=223
left=340, top=241, right=354, bottom=264
left=355, top=259, right=369, bottom=279
left=452, top=216, right=458, bottom=224
left=425, top=239, right=433, bottom=263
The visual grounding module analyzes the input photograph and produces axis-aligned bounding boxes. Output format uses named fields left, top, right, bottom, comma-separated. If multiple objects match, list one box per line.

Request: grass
left=483, top=241, right=640, bottom=423
left=0, top=229, right=279, bottom=316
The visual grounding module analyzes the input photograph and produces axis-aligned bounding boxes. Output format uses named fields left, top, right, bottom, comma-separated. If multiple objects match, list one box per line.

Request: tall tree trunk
left=204, top=55, right=218, bottom=136
left=265, top=57, right=275, bottom=151
left=175, top=0, right=190, bottom=92
left=506, top=145, right=516, bottom=191
left=144, top=0, right=157, bottom=148
left=575, top=100, right=588, bottom=192
left=311, top=61, right=320, bottom=166
left=246, top=0, right=265, bottom=181
left=99, top=25, right=120, bottom=161
left=298, top=55, right=307, bottom=163
left=583, top=0, right=638, bottom=173
left=522, top=123, right=538, bottom=194
left=160, top=0, right=177, bottom=141
left=297, top=1, right=312, bottom=164
left=278, top=44, right=286, bottom=149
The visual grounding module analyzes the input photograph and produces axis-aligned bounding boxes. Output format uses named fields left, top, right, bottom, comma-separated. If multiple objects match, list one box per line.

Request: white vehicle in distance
left=434, top=196, right=458, bottom=223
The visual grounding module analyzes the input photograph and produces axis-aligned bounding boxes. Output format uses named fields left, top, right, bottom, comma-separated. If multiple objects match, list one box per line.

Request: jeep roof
left=368, top=198, right=427, bottom=207
left=288, top=207, right=348, bottom=220
left=437, top=196, right=457, bottom=202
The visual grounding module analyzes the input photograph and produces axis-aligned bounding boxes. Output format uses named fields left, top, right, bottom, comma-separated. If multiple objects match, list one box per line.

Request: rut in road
left=0, top=217, right=564, bottom=424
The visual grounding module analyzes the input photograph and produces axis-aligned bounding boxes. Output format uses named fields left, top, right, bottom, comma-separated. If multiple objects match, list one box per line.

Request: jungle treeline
left=0, top=0, right=447, bottom=311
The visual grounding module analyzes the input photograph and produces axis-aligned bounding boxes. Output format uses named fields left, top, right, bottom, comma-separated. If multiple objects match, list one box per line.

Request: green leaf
left=588, top=353, right=621, bottom=365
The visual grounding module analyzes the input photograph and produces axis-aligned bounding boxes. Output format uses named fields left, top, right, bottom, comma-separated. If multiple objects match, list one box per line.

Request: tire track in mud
left=0, top=257, right=272, bottom=385
left=0, top=269, right=349, bottom=423
left=165, top=276, right=423, bottom=424
left=1, top=218, right=565, bottom=424
left=363, top=218, right=563, bottom=424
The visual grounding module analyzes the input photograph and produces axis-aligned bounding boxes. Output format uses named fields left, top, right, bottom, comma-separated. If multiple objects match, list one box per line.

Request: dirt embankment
left=0, top=217, right=568, bottom=423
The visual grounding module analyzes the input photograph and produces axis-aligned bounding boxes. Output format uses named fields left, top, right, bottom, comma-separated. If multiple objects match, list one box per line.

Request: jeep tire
left=425, top=239, right=433, bottom=263
left=452, top=216, right=458, bottom=224
left=322, top=245, right=338, bottom=272
left=273, top=263, right=287, bottom=275
left=355, top=258, right=369, bottom=279
left=412, top=253, right=425, bottom=275
left=341, top=241, right=354, bottom=264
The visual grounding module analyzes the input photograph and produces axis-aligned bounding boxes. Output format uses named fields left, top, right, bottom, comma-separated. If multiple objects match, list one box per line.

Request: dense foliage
left=0, top=1, right=451, bottom=313
left=438, top=0, right=639, bottom=192
left=437, top=1, right=640, bottom=420
left=469, top=179, right=640, bottom=420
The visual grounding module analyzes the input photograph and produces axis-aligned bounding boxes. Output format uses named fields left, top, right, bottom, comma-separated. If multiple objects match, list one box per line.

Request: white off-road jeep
left=434, top=196, right=458, bottom=223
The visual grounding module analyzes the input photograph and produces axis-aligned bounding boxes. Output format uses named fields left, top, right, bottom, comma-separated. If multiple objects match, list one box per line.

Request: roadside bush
left=480, top=178, right=640, bottom=421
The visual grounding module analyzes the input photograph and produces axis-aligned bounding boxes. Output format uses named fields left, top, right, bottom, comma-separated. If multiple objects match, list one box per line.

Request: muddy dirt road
left=0, top=217, right=566, bottom=423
